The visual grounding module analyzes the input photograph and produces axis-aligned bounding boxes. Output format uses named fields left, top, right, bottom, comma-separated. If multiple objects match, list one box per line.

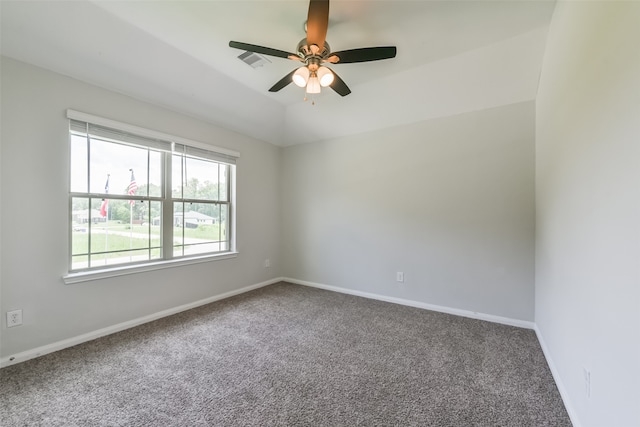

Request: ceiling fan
left=229, top=0, right=396, bottom=98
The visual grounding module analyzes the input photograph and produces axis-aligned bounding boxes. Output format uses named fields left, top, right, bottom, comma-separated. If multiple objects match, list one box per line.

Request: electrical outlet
left=396, top=272, right=404, bottom=282
left=583, top=367, right=591, bottom=398
left=264, top=259, right=271, bottom=268
left=7, top=309, right=23, bottom=328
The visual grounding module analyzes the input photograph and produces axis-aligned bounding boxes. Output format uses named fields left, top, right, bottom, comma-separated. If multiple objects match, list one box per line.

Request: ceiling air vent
left=237, top=51, right=271, bottom=68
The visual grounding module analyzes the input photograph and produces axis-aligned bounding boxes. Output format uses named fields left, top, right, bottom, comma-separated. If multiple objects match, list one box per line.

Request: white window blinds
left=67, top=110, right=239, bottom=165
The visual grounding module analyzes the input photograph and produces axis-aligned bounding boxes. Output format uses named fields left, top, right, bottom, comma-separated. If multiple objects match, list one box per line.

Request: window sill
left=63, top=252, right=239, bottom=285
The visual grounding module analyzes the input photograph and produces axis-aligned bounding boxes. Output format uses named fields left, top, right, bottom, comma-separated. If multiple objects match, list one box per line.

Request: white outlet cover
left=7, top=309, right=23, bottom=327
left=583, top=367, right=591, bottom=397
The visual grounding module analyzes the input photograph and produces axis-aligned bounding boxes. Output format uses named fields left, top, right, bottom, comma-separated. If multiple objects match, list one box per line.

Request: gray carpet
left=0, top=282, right=571, bottom=426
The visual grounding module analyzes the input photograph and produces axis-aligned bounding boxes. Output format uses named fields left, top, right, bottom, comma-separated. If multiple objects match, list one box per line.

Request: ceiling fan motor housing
left=297, top=38, right=331, bottom=66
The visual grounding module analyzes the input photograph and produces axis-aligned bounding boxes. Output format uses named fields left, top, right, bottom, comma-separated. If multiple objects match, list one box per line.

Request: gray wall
left=282, top=101, right=536, bottom=321
left=0, top=57, right=282, bottom=358
left=535, top=2, right=640, bottom=426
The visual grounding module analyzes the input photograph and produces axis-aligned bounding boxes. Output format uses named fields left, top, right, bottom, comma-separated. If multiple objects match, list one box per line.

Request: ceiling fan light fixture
left=292, top=66, right=310, bottom=87
left=306, top=76, right=321, bottom=94
left=317, top=66, right=334, bottom=87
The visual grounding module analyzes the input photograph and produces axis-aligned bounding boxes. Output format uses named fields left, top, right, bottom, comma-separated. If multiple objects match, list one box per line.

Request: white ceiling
left=0, top=0, right=555, bottom=146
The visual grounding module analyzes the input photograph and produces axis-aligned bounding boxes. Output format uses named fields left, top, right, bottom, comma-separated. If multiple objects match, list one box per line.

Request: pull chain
left=304, top=93, right=317, bottom=105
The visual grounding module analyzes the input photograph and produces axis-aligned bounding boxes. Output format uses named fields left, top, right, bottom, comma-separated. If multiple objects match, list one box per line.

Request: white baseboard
left=534, top=324, right=582, bottom=427
left=283, top=277, right=535, bottom=330
left=0, top=277, right=536, bottom=368
left=1, top=277, right=281, bottom=368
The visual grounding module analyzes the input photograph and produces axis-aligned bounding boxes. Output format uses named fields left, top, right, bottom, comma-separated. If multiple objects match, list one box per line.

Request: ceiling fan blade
left=327, top=46, right=397, bottom=64
left=306, top=0, right=329, bottom=50
left=229, top=41, right=300, bottom=61
left=269, top=69, right=297, bottom=92
left=328, top=68, right=351, bottom=96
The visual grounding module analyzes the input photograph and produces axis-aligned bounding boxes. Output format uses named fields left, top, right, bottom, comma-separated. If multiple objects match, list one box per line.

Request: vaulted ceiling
left=0, top=0, right=555, bottom=146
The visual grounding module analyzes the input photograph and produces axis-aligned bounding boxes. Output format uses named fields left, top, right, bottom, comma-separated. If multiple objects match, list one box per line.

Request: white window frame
left=63, top=110, right=239, bottom=284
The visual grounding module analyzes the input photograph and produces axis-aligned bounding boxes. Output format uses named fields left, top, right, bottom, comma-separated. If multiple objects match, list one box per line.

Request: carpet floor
left=0, top=282, right=571, bottom=426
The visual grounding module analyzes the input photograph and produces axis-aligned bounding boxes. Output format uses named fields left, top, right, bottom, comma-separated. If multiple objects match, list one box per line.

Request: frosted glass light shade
left=292, top=67, right=310, bottom=87
left=306, top=76, right=321, bottom=94
left=317, top=66, right=334, bottom=87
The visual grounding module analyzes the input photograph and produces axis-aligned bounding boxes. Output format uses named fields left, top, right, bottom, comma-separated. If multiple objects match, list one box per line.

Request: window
left=68, top=110, right=238, bottom=274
